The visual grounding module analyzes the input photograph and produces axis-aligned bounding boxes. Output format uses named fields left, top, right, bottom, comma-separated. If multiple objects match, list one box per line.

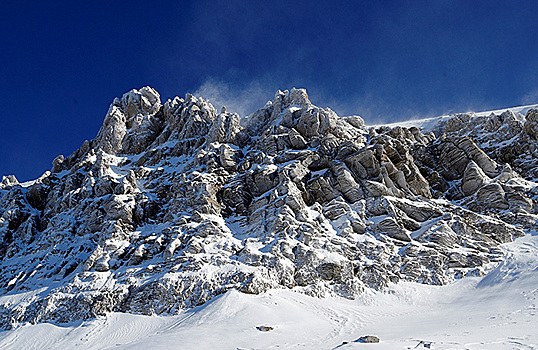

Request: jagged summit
left=0, top=87, right=537, bottom=328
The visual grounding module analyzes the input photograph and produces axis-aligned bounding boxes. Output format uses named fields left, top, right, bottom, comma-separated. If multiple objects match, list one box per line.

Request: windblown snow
left=370, top=103, right=538, bottom=132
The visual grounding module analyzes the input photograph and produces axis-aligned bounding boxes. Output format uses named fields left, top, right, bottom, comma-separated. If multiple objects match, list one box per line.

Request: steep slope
left=0, top=87, right=536, bottom=328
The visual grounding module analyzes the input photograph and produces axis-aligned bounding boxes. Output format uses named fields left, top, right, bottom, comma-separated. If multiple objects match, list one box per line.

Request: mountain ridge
left=0, top=87, right=537, bottom=328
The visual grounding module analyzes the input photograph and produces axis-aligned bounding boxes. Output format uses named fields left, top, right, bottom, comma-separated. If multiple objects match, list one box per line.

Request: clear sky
left=2, top=1, right=538, bottom=181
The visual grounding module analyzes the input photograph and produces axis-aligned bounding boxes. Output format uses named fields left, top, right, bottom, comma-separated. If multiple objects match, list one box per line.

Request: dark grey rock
left=356, top=335, right=380, bottom=343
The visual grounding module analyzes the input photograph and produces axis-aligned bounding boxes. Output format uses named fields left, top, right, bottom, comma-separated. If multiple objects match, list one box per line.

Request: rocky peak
left=95, top=86, right=163, bottom=155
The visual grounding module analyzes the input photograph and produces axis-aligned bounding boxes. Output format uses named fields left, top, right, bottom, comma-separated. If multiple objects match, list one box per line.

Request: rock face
left=0, top=87, right=536, bottom=328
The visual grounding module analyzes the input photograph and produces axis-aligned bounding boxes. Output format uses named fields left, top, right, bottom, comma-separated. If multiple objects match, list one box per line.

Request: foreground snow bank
left=0, top=234, right=536, bottom=350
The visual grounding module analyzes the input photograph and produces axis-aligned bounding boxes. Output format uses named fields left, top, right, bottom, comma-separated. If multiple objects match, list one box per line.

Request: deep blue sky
left=2, top=1, right=538, bottom=181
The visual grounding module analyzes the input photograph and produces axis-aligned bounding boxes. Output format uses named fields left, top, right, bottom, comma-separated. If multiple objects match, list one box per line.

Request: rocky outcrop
left=477, top=183, right=509, bottom=209
left=95, top=87, right=163, bottom=155
left=461, top=161, right=488, bottom=196
left=0, top=87, right=535, bottom=328
left=524, top=108, right=538, bottom=140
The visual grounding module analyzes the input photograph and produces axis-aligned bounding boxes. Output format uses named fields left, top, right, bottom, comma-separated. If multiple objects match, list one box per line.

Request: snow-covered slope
left=0, top=87, right=537, bottom=345
left=0, top=233, right=535, bottom=350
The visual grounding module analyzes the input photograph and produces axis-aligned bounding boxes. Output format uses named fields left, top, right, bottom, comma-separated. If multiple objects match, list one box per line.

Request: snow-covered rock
left=0, top=86, right=536, bottom=328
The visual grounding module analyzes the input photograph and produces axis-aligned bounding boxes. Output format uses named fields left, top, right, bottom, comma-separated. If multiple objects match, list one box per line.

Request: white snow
left=0, top=233, right=536, bottom=350
left=369, top=115, right=452, bottom=131
left=473, top=103, right=538, bottom=117
left=368, top=103, right=538, bottom=131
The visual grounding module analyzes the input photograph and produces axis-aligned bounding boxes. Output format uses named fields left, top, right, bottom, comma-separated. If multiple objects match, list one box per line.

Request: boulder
left=251, top=165, right=279, bottom=195
left=439, top=140, right=469, bottom=177
left=389, top=198, right=443, bottom=222
left=356, top=335, right=380, bottom=343
left=345, top=115, right=365, bottom=128
left=439, top=137, right=499, bottom=178
left=362, top=180, right=391, bottom=197
left=418, top=222, right=457, bottom=247
left=505, top=190, right=533, bottom=212
left=316, top=262, right=343, bottom=281
left=256, top=326, right=274, bottom=332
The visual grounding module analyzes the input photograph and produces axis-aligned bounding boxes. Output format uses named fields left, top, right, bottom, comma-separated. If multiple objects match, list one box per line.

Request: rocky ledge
left=0, top=87, right=536, bottom=328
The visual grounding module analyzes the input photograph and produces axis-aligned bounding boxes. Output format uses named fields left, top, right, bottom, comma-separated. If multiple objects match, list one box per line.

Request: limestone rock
left=219, top=144, right=239, bottom=171
left=207, top=112, right=243, bottom=145
left=461, top=161, right=488, bottom=196
left=51, top=155, right=65, bottom=173
left=26, top=182, right=50, bottom=210
left=388, top=198, right=443, bottom=222
left=357, top=335, right=380, bottom=343
left=505, top=190, right=533, bottom=212
left=455, top=137, right=499, bottom=177
left=307, top=175, right=338, bottom=203
left=288, top=128, right=308, bottom=149
left=418, top=222, right=457, bottom=247
left=524, top=108, right=538, bottom=140
left=438, top=137, right=499, bottom=179
left=0, top=86, right=535, bottom=329
left=363, top=180, right=391, bottom=197
left=256, top=325, right=274, bottom=332
left=476, top=183, right=508, bottom=210
left=0, top=175, right=19, bottom=188
left=405, top=162, right=431, bottom=198
left=331, top=163, right=364, bottom=202
left=345, top=149, right=380, bottom=179
left=345, top=115, right=365, bottom=128
left=376, top=217, right=411, bottom=242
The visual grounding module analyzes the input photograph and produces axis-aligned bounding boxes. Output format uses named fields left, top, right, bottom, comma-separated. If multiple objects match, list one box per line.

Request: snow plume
left=193, top=79, right=272, bottom=117
left=521, top=89, right=538, bottom=105
left=318, top=93, right=441, bottom=126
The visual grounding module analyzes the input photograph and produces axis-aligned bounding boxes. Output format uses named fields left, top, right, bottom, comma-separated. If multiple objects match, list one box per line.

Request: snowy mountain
left=0, top=87, right=537, bottom=348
